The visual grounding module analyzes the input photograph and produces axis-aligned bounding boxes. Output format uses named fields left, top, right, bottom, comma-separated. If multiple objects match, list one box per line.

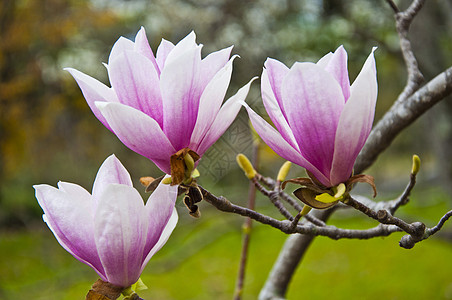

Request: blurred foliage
left=0, top=0, right=452, bottom=297
left=1, top=0, right=451, bottom=226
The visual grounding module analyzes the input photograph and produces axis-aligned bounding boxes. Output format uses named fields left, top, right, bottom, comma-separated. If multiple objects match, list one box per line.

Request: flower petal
left=264, top=58, right=290, bottom=120
left=108, top=36, right=134, bottom=65
left=141, top=177, right=178, bottom=267
left=199, top=46, right=233, bottom=91
left=164, top=31, right=198, bottom=66
left=134, top=27, right=160, bottom=75
left=141, top=207, right=178, bottom=273
left=281, top=62, right=344, bottom=180
left=243, top=103, right=330, bottom=186
left=92, top=155, right=133, bottom=202
left=316, top=51, right=333, bottom=68
left=96, top=102, right=175, bottom=174
left=94, top=184, right=149, bottom=287
left=261, top=67, right=299, bottom=150
left=156, top=38, right=175, bottom=70
left=34, top=184, right=106, bottom=279
left=108, top=51, right=163, bottom=126
left=161, top=45, right=202, bottom=150
left=65, top=68, right=118, bottom=131
left=321, top=46, right=350, bottom=101
left=193, top=78, right=255, bottom=156
left=330, top=48, right=377, bottom=185
left=190, top=55, right=237, bottom=147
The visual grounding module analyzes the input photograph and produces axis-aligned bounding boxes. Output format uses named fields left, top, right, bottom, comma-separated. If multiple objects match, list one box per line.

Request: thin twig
left=345, top=196, right=424, bottom=236
left=252, top=178, right=294, bottom=220
left=399, top=210, right=452, bottom=249
left=428, top=210, right=452, bottom=236
left=392, top=0, right=425, bottom=102
left=390, top=173, right=416, bottom=214
left=234, top=143, right=259, bottom=300
left=200, top=185, right=407, bottom=239
left=256, top=173, right=327, bottom=226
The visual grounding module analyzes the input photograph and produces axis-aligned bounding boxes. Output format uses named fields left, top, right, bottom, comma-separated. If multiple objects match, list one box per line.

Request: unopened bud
left=300, top=205, right=312, bottom=216
left=184, top=152, right=195, bottom=173
left=333, top=183, right=346, bottom=199
left=161, top=177, right=172, bottom=185
left=411, top=154, right=420, bottom=175
left=277, top=161, right=292, bottom=182
left=236, top=154, right=256, bottom=179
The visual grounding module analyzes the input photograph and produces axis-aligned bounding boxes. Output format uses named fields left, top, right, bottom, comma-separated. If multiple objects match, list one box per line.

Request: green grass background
left=1, top=185, right=451, bottom=300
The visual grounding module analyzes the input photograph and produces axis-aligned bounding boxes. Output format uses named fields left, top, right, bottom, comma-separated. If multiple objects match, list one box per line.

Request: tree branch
left=355, top=65, right=452, bottom=174
left=400, top=210, right=452, bottom=249
left=391, top=0, right=425, bottom=102
left=201, top=185, right=416, bottom=239
left=256, top=174, right=326, bottom=226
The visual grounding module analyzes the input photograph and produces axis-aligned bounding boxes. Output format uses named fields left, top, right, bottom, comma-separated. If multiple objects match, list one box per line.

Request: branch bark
left=355, top=66, right=452, bottom=173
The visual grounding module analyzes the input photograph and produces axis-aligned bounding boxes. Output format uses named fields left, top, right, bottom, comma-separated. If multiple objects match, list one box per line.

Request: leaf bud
left=411, top=154, right=420, bottom=175
left=236, top=154, right=256, bottom=179
left=277, top=161, right=292, bottom=182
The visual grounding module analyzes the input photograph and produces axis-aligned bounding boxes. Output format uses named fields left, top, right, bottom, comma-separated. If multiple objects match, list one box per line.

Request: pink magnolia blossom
left=244, top=46, right=377, bottom=187
left=66, top=27, right=253, bottom=174
left=34, top=155, right=178, bottom=287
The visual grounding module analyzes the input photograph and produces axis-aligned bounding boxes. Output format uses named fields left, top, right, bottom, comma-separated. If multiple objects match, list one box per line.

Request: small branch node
left=399, top=234, right=416, bottom=249
left=377, top=209, right=388, bottom=221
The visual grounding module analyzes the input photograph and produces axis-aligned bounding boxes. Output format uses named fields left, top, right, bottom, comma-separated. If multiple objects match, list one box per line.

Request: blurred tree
left=1, top=0, right=450, bottom=228
left=0, top=0, right=125, bottom=227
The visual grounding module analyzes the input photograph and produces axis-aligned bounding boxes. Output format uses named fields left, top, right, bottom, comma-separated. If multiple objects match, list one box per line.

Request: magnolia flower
left=244, top=46, right=377, bottom=187
left=66, top=27, right=253, bottom=181
left=34, top=155, right=178, bottom=287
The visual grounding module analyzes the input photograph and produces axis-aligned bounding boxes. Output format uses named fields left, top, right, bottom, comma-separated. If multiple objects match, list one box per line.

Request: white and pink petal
left=281, top=62, right=344, bottom=178
left=94, top=184, right=149, bottom=287
left=92, top=155, right=133, bottom=201
left=156, top=38, right=175, bottom=70
left=199, top=46, right=233, bottom=91
left=141, top=176, right=178, bottom=262
left=134, top=27, right=160, bottom=74
left=321, top=46, right=350, bottom=101
left=161, top=46, right=202, bottom=150
left=330, top=48, right=377, bottom=185
left=96, top=102, right=175, bottom=174
left=33, top=184, right=105, bottom=278
left=190, top=55, right=237, bottom=147
left=244, top=103, right=330, bottom=186
left=108, top=51, right=163, bottom=126
left=261, top=68, right=299, bottom=150
left=65, top=68, right=118, bottom=131
left=194, top=78, right=255, bottom=156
